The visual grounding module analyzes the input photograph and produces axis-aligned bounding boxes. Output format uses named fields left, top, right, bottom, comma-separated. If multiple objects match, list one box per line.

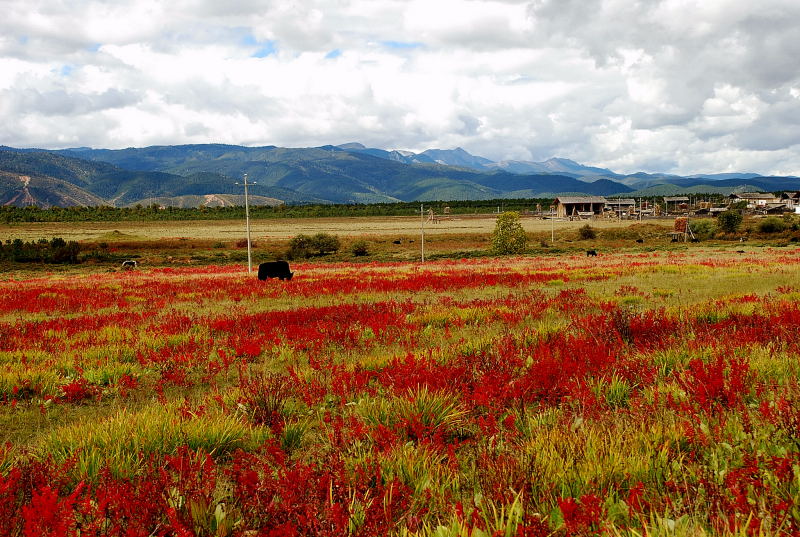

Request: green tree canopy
left=717, top=210, right=743, bottom=234
left=491, top=211, right=527, bottom=255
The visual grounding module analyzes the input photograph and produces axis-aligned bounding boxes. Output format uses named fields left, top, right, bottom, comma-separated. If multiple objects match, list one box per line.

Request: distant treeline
left=1, top=237, right=81, bottom=263
left=0, top=199, right=557, bottom=223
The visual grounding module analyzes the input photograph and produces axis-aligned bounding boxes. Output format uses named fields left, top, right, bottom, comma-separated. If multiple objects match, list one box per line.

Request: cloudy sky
left=1, top=0, right=799, bottom=175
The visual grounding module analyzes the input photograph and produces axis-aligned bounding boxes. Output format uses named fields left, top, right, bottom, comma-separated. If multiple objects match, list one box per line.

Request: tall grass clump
left=35, top=402, right=268, bottom=479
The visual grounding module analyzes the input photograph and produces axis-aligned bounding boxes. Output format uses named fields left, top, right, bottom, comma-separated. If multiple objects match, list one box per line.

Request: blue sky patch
left=59, top=65, right=74, bottom=77
left=241, top=31, right=277, bottom=57
left=252, top=41, right=277, bottom=58
left=325, top=49, right=342, bottom=59
left=380, top=40, right=424, bottom=50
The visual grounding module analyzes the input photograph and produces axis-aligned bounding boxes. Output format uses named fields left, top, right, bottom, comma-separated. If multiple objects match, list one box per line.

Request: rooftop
left=554, top=196, right=607, bottom=204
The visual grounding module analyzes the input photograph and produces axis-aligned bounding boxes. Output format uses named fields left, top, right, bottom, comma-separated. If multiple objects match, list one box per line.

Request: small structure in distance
left=553, top=196, right=607, bottom=219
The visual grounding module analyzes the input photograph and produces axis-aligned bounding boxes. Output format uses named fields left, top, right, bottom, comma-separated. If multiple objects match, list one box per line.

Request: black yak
left=258, top=261, right=293, bottom=281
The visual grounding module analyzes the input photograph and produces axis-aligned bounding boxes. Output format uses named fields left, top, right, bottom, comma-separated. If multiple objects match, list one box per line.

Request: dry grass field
left=0, top=215, right=686, bottom=271
left=0, top=215, right=662, bottom=243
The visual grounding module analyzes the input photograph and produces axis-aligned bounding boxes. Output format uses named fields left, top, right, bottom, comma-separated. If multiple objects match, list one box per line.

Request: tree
left=491, top=211, right=527, bottom=254
left=310, top=233, right=340, bottom=255
left=286, top=233, right=341, bottom=259
left=286, top=234, right=313, bottom=259
left=717, top=210, right=743, bottom=234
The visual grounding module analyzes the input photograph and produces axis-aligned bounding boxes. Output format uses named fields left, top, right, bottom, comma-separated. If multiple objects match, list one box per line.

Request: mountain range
left=0, top=143, right=798, bottom=208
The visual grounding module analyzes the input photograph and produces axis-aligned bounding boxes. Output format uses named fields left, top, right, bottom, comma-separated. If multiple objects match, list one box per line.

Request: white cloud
left=0, top=0, right=798, bottom=175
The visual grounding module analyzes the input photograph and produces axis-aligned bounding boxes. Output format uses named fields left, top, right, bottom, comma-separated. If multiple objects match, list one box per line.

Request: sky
left=1, top=0, right=799, bottom=176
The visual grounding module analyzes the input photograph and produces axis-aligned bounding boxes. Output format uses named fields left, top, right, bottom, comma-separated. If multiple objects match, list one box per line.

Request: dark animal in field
left=392, top=240, right=401, bottom=245
left=258, top=261, right=293, bottom=281
left=586, top=250, right=597, bottom=257
left=635, top=239, right=644, bottom=243
left=121, top=260, right=137, bottom=269
left=671, top=238, right=679, bottom=243
left=690, top=238, right=700, bottom=243
left=736, top=250, right=746, bottom=253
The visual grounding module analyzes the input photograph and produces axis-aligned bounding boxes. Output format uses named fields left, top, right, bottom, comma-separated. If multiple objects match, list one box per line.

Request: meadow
left=1, top=245, right=799, bottom=536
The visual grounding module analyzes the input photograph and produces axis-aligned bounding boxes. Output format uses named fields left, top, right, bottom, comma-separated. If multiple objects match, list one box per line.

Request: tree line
left=0, top=237, right=81, bottom=263
left=0, top=199, right=556, bottom=223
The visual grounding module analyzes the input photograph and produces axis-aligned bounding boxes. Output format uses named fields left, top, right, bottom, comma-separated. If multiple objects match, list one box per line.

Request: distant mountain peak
left=546, top=157, right=578, bottom=165
left=337, top=142, right=366, bottom=150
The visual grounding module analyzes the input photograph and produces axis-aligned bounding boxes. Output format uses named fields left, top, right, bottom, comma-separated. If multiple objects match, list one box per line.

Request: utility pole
left=420, top=203, right=425, bottom=263
left=236, top=173, right=255, bottom=273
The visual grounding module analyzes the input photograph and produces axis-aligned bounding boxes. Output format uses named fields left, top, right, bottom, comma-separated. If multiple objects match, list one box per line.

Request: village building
left=728, top=192, right=778, bottom=208
left=780, top=192, right=800, bottom=209
left=663, top=196, right=690, bottom=213
left=761, top=202, right=792, bottom=215
left=605, top=198, right=636, bottom=218
left=553, top=196, right=607, bottom=218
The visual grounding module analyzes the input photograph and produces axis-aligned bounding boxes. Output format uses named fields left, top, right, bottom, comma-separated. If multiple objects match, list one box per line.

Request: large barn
left=553, top=196, right=607, bottom=218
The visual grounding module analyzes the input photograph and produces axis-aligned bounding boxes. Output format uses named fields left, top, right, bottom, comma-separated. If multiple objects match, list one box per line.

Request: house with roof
left=553, top=196, right=607, bottom=218
left=728, top=192, right=778, bottom=208
left=663, top=196, right=689, bottom=213
left=605, top=198, right=636, bottom=218
left=780, top=192, right=800, bottom=209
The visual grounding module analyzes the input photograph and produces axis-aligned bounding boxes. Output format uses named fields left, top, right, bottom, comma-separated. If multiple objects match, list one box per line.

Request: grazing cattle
left=258, top=261, right=293, bottom=281
left=736, top=250, right=746, bottom=253
left=586, top=250, right=597, bottom=257
left=121, top=260, right=137, bottom=270
left=635, top=238, right=644, bottom=243
left=392, top=240, right=402, bottom=245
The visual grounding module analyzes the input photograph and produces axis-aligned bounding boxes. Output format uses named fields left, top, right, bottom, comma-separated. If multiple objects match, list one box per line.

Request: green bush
left=351, top=240, right=370, bottom=257
left=758, top=216, right=787, bottom=234
left=311, top=233, right=340, bottom=255
left=578, top=224, right=597, bottom=240
left=689, top=219, right=716, bottom=240
left=717, top=210, right=743, bottom=234
left=491, top=212, right=527, bottom=255
left=286, top=234, right=312, bottom=259
left=286, top=233, right=341, bottom=259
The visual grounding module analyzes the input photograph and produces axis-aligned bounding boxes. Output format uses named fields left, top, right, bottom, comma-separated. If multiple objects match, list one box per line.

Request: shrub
left=311, top=233, right=340, bottom=255
left=689, top=219, right=716, bottom=240
left=491, top=212, right=527, bottom=255
left=578, top=224, right=597, bottom=240
left=717, top=210, right=743, bottom=234
left=286, top=233, right=341, bottom=259
left=351, top=240, right=370, bottom=257
left=286, top=234, right=313, bottom=259
left=758, top=216, right=787, bottom=234
left=235, top=239, right=257, bottom=248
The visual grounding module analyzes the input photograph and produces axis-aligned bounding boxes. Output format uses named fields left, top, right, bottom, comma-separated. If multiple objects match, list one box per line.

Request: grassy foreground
left=1, top=247, right=799, bottom=535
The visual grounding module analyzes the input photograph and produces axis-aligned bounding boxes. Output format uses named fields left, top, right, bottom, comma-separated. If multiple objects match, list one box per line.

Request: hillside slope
left=0, top=170, right=106, bottom=207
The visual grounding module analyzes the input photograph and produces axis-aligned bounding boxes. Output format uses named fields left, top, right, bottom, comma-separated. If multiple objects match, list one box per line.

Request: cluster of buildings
left=547, top=192, right=800, bottom=220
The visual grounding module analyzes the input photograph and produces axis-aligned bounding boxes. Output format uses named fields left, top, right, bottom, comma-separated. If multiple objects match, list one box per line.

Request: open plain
left=0, top=214, right=647, bottom=242
left=1, top=217, right=799, bottom=534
